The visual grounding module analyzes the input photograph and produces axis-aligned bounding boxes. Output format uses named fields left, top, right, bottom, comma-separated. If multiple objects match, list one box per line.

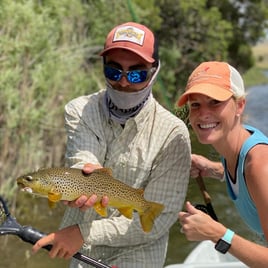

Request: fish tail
left=140, top=201, right=164, bottom=233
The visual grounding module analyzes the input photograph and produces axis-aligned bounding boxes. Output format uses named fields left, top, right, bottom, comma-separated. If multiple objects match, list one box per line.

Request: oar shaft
left=196, top=175, right=218, bottom=221
left=0, top=196, right=114, bottom=268
left=19, top=226, right=113, bottom=268
left=196, top=175, right=211, bottom=204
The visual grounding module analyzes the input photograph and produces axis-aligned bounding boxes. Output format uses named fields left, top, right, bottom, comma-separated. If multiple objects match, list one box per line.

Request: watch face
left=215, top=239, right=231, bottom=254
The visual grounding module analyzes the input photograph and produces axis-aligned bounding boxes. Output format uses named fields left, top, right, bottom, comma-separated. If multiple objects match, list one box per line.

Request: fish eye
left=25, top=176, right=33, bottom=182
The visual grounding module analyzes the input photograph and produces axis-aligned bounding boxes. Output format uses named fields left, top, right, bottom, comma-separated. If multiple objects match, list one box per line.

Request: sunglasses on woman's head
left=104, top=65, right=156, bottom=84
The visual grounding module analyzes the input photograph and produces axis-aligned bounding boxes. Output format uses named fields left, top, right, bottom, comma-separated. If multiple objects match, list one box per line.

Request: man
left=33, top=22, right=191, bottom=268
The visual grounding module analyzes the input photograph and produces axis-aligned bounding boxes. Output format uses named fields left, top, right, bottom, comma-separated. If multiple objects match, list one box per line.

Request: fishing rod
left=195, top=175, right=218, bottom=221
left=0, top=196, right=115, bottom=268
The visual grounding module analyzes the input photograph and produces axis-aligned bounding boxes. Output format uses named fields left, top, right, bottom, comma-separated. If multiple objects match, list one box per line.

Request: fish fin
left=93, top=202, right=108, bottom=217
left=48, top=199, right=57, bottom=209
left=47, top=191, right=62, bottom=208
left=93, top=168, right=113, bottom=176
left=118, top=207, right=133, bottom=219
left=139, top=201, right=164, bottom=233
left=48, top=191, right=62, bottom=202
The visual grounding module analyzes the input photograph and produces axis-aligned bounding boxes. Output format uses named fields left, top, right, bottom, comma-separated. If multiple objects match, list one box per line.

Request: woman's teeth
left=199, top=123, right=217, bottom=129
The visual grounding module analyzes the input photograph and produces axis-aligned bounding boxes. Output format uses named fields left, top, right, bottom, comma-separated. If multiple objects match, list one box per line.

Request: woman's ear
left=236, top=97, right=246, bottom=115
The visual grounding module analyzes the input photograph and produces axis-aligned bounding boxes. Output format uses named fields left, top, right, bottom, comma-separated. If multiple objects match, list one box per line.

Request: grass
left=253, top=40, right=268, bottom=69
left=243, top=40, right=268, bottom=87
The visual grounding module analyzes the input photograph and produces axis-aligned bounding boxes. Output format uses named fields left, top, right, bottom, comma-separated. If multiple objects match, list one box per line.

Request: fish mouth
left=17, top=181, right=26, bottom=188
left=21, top=187, right=33, bottom=194
left=19, top=186, right=33, bottom=193
left=17, top=182, right=33, bottom=193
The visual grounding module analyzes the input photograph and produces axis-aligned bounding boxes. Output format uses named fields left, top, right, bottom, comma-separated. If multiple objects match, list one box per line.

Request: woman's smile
left=198, top=122, right=219, bottom=129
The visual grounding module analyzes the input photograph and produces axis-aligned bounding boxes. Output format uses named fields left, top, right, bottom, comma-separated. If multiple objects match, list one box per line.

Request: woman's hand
left=191, top=154, right=224, bottom=180
left=179, top=201, right=225, bottom=242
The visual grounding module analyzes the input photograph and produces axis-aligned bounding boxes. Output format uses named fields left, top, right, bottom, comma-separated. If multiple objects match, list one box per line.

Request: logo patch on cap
left=113, top=26, right=145, bottom=45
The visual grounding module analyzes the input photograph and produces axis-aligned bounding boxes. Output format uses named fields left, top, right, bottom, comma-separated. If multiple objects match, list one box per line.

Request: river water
left=244, top=82, right=268, bottom=135
left=0, top=82, right=267, bottom=268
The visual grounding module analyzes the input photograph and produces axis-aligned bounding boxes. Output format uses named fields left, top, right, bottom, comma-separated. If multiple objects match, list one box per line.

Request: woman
left=178, top=61, right=268, bottom=267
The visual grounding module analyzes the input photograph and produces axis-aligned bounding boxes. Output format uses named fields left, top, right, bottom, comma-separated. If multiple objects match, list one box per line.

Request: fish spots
left=16, top=167, right=164, bottom=232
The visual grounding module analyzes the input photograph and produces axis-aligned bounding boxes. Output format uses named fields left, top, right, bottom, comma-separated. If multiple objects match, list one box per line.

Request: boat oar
left=195, top=175, right=218, bottom=221
left=0, top=196, right=115, bottom=268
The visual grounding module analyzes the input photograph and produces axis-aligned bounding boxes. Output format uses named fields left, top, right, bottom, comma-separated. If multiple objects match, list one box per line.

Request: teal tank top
left=222, top=125, right=268, bottom=237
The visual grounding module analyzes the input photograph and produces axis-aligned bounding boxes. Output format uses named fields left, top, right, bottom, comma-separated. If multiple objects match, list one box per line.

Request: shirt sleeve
left=64, top=97, right=191, bottom=247
left=64, top=99, right=103, bottom=168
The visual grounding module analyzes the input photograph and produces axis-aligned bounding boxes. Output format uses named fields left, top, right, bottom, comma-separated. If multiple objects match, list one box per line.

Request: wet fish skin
left=16, top=167, right=164, bottom=232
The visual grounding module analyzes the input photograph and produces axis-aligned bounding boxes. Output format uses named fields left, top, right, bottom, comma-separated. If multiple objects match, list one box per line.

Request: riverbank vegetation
left=1, top=0, right=268, bottom=213
left=0, top=1, right=267, bottom=267
left=253, top=41, right=268, bottom=69
left=244, top=41, right=268, bottom=87
left=1, top=0, right=267, bottom=206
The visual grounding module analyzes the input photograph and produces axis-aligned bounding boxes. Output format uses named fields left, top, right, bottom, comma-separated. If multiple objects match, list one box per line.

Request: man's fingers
left=47, top=244, right=73, bottom=259
left=55, top=248, right=64, bottom=258
left=63, top=194, right=109, bottom=210
left=83, top=164, right=95, bottom=174
left=85, top=194, right=98, bottom=206
left=75, top=195, right=88, bottom=207
left=79, top=194, right=109, bottom=208
left=101, top=196, right=109, bottom=207
left=32, top=234, right=54, bottom=254
left=63, top=250, right=74, bottom=260
left=52, top=247, right=67, bottom=259
left=83, top=163, right=102, bottom=174
left=65, top=195, right=88, bottom=208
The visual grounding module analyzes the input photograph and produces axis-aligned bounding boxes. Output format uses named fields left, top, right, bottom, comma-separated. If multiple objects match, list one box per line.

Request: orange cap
left=177, top=61, right=245, bottom=106
left=100, top=22, right=157, bottom=63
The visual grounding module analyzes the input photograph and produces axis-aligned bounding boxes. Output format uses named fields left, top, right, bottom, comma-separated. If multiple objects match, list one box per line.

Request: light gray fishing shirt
left=60, top=90, right=191, bottom=268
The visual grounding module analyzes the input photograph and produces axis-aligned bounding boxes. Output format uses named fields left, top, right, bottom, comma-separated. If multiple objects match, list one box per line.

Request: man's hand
left=63, top=163, right=109, bottom=211
left=32, top=225, right=83, bottom=259
left=83, top=162, right=103, bottom=173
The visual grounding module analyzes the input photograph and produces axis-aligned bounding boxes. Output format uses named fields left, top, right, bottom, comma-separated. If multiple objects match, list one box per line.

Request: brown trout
left=16, top=167, right=164, bottom=232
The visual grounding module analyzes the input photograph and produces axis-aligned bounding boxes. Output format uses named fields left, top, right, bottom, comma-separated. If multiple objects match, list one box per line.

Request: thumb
left=185, top=201, right=199, bottom=215
left=83, top=163, right=100, bottom=174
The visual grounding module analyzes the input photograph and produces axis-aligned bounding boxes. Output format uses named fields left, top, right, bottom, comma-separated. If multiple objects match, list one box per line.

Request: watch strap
left=222, top=228, right=234, bottom=244
left=214, top=228, right=235, bottom=254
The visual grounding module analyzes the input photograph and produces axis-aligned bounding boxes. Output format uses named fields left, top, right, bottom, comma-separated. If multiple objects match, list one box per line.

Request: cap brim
left=99, top=46, right=155, bottom=63
left=177, top=84, right=233, bottom=106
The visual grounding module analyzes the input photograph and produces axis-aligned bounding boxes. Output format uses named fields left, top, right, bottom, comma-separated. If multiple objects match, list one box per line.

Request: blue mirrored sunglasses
left=104, top=65, right=155, bottom=84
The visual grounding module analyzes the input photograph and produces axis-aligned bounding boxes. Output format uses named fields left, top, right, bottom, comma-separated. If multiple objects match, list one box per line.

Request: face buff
left=103, top=62, right=160, bottom=125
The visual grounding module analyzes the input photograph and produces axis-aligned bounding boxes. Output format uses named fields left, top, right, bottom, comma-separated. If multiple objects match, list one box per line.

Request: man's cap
left=177, top=61, right=245, bottom=106
left=99, top=22, right=158, bottom=63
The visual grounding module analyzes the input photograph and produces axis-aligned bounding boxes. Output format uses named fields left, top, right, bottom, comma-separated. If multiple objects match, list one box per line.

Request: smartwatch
left=215, top=228, right=234, bottom=254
